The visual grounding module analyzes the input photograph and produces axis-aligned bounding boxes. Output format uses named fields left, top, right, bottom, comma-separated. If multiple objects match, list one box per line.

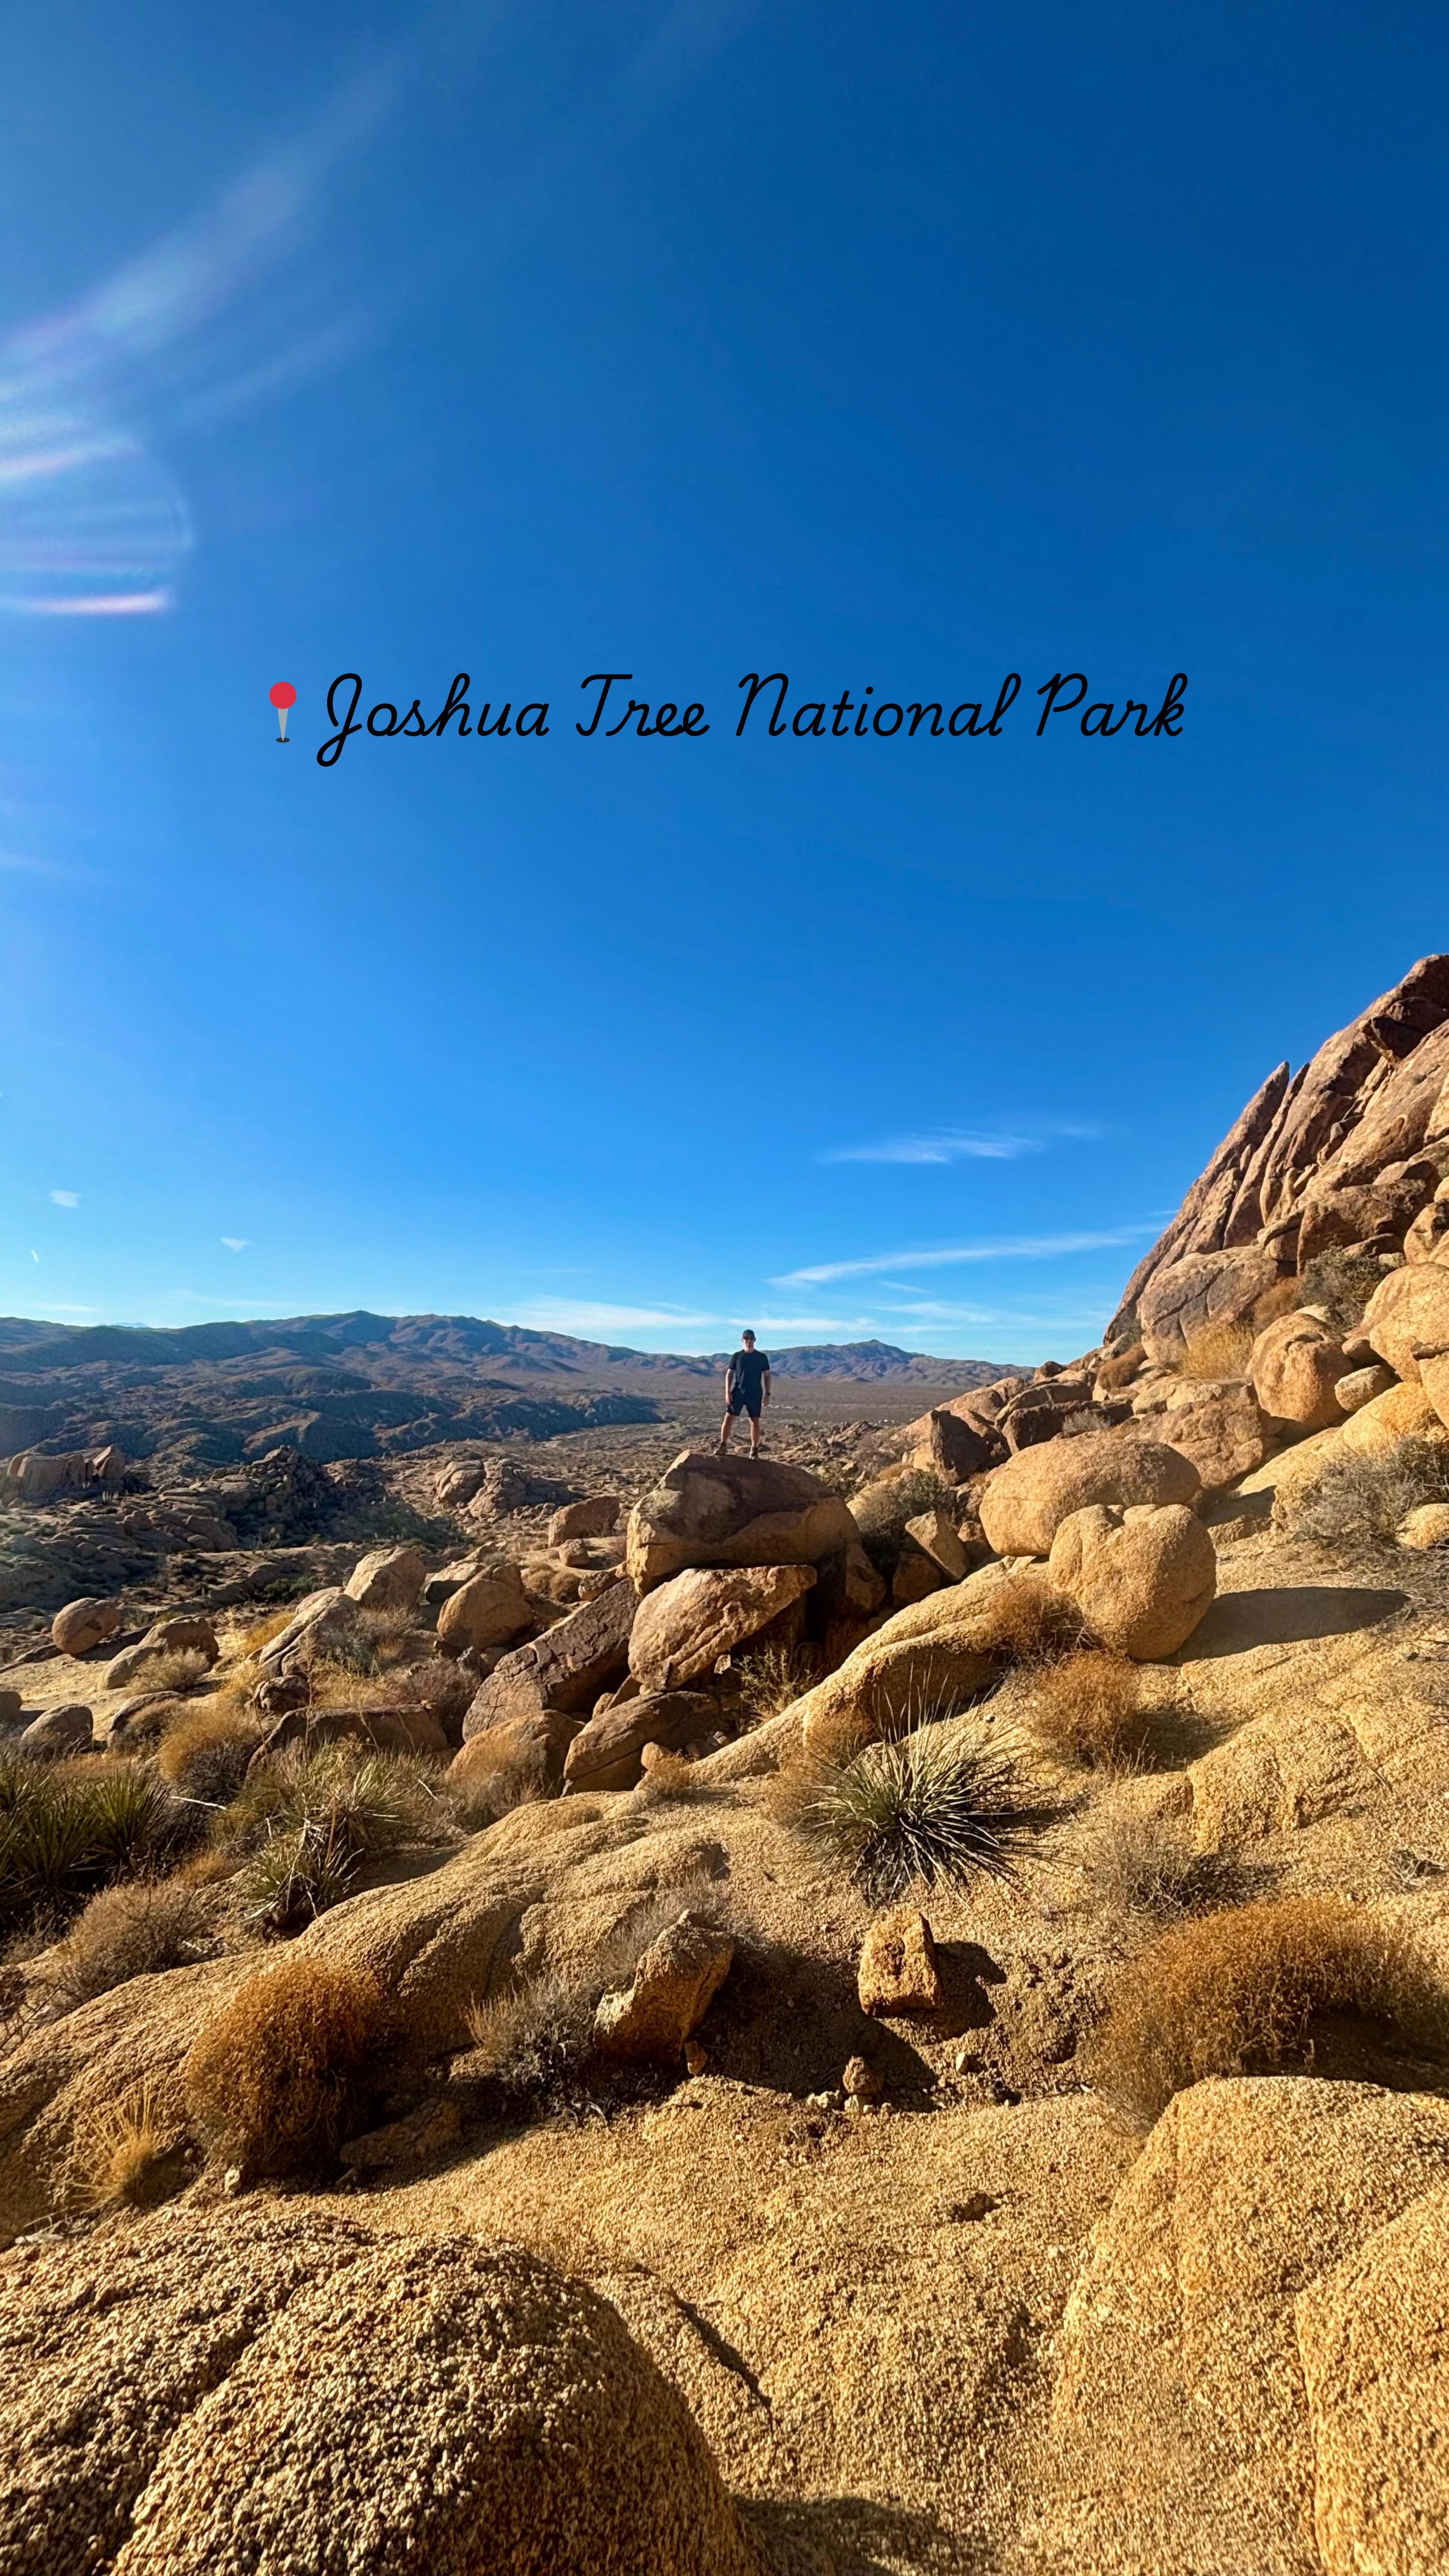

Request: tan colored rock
left=1150, top=1379, right=1273, bottom=1490
left=629, top=1564, right=815, bottom=1694
left=1137, top=1245, right=1295, bottom=1366
left=891, top=1549, right=944, bottom=1604
left=1296, top=2181, right=1449, bottom=2576
left=434, top=1459, right=484, bottom=1508
left=857, top=1907, right=943, bottom=2016
left=907, top=1406, right=1000, bottom=1478
left=146, top=1615, right=219, bottom=1660
left=1250, top=1309, right=1349, bottom=1429
left=463, top=1580, right=637, bottom=1740
left=841, top=2054, right=883, bottom=2100
left=903, top=1509, right=970, bottom=1579
left=1364, top=1256, right=1449, bottom=1382
left=18, top=1704, right=92, bottom=1759
left=1398, top=1503, right=1449, bottom=1549
left=1403, top=1184, right=1449, bottom=1262
left=1334, top=1361, right=1395, bottom=1413
left=790, top=1565, right=1023, bottom=1752
left=625, top=1449, right=858, bottom=1591
left=50, top=1596, right=122, bottom=1657
left=1339, top=1379, right=1448, bottom=1456
left=1047, top=1502, right=1215, bottom=1659
left=549, top=1495, right=620, bottom=1544
left=337, top=2096, right=461, bottom=2172
left=564, top=1692, right=724, bottom=1792
left=979, top=1432, right=1200, bottom=1560
left=435, top=1561, right=534, bottom=1655
left=260, top=1703, right=448, bottom=1759
left=256, top=1588, right=365, bottom=1677
left=0, top=2212, right=763, bottom=2576
left=343, top=1546, right=427, bottom=1611
left=594, top=1914, right=734, bottom=2062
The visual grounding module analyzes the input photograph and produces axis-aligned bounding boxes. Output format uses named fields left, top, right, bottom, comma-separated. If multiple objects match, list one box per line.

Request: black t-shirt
left=729, top=1348, right=770, bottom=1403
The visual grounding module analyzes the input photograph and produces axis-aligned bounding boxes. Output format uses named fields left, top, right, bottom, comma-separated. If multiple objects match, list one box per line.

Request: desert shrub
left=183, top=1956, right=385, bottom=2176
left=0, top=1755, right=185, bottom=1932
left=221, top=1743, right=452, bottom=1932
left=1072, top=1809, right=1231, bottom=1920
left=1293, top=1436, right=1449, bottom=1548
left=1300, top=1245, right=1387, bottom=1332
left=70, top=2081, right=187, bottom=2211
left=972, top=1572, right=1089, bottom=1668
left=116, top=1646, right=211, bottom=1698
left=1086, top=1895, right=1449, bottom=2125
left=774, top=1716, right=1038, bottom=1903
left=225, top=1605, right=298, bottom=1660
left=391, top=1654, right=475, bottom=1738
left=1025, top=1651, right=1151, bottom=1770
left=852, top=1469, right=958, bottom=1574
left=157, top=1708, right=264, bottom=1805
left=1178, top=1319, right=1257, bottom=1381
left=632, top=1747, right=715, bottom=1807
left=443, top=1737, right=546, bottom=1832
left=38, top=1877, right=214, bottom=2009
left=735, top=1641, right=823, bottom=1728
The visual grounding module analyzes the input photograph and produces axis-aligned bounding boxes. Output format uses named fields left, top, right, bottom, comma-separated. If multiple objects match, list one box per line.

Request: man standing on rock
left=718, top=1331, right=771, bottom=1457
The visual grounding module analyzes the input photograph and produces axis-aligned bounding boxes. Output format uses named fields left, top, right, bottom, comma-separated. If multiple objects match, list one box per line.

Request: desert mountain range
left=6, top=960, right=1449, bottom=2572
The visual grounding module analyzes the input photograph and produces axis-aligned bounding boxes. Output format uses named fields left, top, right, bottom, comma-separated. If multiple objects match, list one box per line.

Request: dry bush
left=115, top=1646, right=212, bottom=1698
left=632, top=1748, right=716, bottom=1807
left=70, top=2080, right=188, bottom=2211
left=37, top=1877, right=215, bottom=2009
left=225, top=1605, right=298, bottom=1659
left=444, top=1737, right=546, bottom=1832
left=735, top=1641, right=823, bottom=1728
left=1072, top=1808, right=1231, bottom=1920
left=773, top=1714, right=1038, bottom=1903
left=390, top=1655, right=475, bottom=1738
left=1178, top=1319, right=1257, bottom=1381
left=972, top=1572, right=1089, bottom=1669
left=1087, top=1895, right=1449, bottom=2125
left=184, top=1956, right=385, bottom=2175
left=156, top=1707, right=264, bottom=1805
left=1300, top=1245, right=1387, bottom=1332
left=1025, top=1651, right=1152, bottom=1771
left=1293, top=1436, right=1449, bottom=1548
left=220, top=1742, right=453, bottom=1932
left=852, top=1469, right=958, bottom=1574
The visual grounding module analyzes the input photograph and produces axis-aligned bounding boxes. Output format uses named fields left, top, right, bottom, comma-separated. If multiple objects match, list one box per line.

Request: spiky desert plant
left=779, top=1716, right=1037, bottom=1903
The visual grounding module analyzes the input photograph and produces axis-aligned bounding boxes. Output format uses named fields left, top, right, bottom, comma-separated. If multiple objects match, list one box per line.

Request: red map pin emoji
left=269, top=680, right=297, bottom=742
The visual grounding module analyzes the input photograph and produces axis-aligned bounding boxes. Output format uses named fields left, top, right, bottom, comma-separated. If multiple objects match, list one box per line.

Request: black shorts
left=728, top=1391, right=761, bottom=1420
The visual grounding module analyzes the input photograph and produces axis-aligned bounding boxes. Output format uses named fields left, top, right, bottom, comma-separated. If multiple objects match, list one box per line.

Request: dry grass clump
left=773, top=1714, right=1038, bottom=1903
left=184, top=1956, right=385, bottom=2176
left=117, top=1646, right=212, bottom=1697
left=0, top=1753, right=185, bottom=1932
left=218, top=1742, right=453, bottom=1932
left=735, top=1640, right=823, bottom=1728
left=37, top=1877, right=215, bottom=2008
left=1178, top=1319, right=1257, bottom=1381
left=1024, top=1650, right=1153, bottom=1771
left=1294, top=1436, right=1449, bottom=1548
left=1072, top=1808, right=1232, bottom=1921
left=632, top=1747, right=716, bottom=1807
left=852, top=1469, right=959, bottom=1574
left=156, top=1707, right=264, bottom=1804
left=1300, top=1245, right=1386, bottom=1332
left=445, top=1736, right=546, bottom=1832
left=70, top=2080, right=188, bottom=2211
left=1087, top=1895, right=1449, bottom=2125
left=973, top=1572, right=1089, bottom=1669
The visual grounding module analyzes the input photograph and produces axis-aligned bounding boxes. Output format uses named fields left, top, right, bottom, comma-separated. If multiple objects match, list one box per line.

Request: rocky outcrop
left=435, top=1561, right=534, bottom=1654
left=51, top=1595, right=122, bottom=1656
left=625, top=1451, right=858, bottom=1591
left=0, top=2211, right=762, bottom=2576
left=979, top=1433, right=1200, bottom=1560
left=343, top=1545, right=427, bottom=1610
left=1047, top=1502, right=1216, bottom=1659
left=628, top=1564, right=816, bottom=1693
left=563, top=1691, right=725, bottom=1791
left=462, top=1581, right=637, bottom=1741
left=1249, top=1309, right=1348, bottom=1429
left=1114, top=957, right=1449, bottom=1350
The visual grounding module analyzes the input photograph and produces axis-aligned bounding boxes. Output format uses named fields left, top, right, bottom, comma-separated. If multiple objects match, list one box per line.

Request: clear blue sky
left=2, top=2, right=1445, bottom=1364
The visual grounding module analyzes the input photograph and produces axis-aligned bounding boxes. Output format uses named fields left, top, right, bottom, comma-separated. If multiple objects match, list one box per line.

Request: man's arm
left=761, top=1367, right=771, bottom=1407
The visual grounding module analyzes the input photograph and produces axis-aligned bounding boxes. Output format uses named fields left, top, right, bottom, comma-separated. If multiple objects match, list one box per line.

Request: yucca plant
left=782, top=1717, right=1038, bottom=1903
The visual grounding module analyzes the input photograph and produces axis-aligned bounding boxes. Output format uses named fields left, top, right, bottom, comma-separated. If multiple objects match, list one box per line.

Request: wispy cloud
left=220, top=1236, right=248, bottom=1252
left=773, top=1227, right=1153, bottom=1287
left=820, top=1119, right=1104, bottom=1167
left=49, top=1188, right=79, bottom=1207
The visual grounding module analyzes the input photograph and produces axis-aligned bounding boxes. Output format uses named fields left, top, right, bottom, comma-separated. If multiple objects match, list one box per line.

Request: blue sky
left=2, top=1, right=1446, bottom=1363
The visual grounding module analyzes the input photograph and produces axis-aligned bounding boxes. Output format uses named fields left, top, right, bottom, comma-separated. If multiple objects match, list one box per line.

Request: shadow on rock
left=1180, top=1584, right=1408, bottom=1659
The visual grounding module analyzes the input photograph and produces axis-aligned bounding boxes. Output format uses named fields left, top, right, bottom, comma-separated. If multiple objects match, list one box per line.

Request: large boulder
left=789, top=1564, right=1021, bottom=1751
left=548, top=1495, right=620, bottom=1544
left=257, top=1589, right=365, bottom=1678
left=1145, top=1379, right=1274, bottom=1491
left=593, top=1914, right=734, bottom=2063
left=1360, top=1258, right=1449, bottom=1384
left=903, top=1509, right=971, bottom=1579
left=18, top=1704, right=93, bottom=1759
left=625, top=1450, right=857, bottom=1592
left=563, top=1692, right=725, bottom=1792
left=1250, top=1310, right=1349, bottom=1429
left=1338, top=1379, right=1449, bottom=1457
left=997, top=1378, right=1095, bottom=1451
left=435, top=1561, right=534, bottom=1656
left=1047, top=1503, right=1215, bottom=1659
left=462, top=1581, right=637, bottom=1741
left=343, top=1546, right=427, bottom=1611
left=51, top=1597, right=122, bottom=1657
left=1137, top=1247, right=1295, bottom=1366
left=0, top=2211, right=762, bottom=2576
left=979, top=1433, right=1200, bottom=1560
left=628, top=1563, right=816, bottom=1694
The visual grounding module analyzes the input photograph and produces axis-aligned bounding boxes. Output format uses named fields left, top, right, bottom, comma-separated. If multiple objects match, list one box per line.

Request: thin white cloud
left=221, top=1236, right=248, bottom=1251
left=823, top=1130, right=1046, bottom=1166
left=49, top=1188, right=80, bottom=1207
left=773, top=1228, right=1153, bottom=1287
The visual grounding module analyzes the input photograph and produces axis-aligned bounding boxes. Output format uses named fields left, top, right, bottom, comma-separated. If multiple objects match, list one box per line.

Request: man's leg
left=748, top=1407, right=762, bottom=1456
left=717, top=1408, right=735, bottom=1453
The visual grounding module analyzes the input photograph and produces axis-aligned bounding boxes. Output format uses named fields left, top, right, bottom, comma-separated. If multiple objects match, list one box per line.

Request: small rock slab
left=594, top=1915, right=734, bottom=2063
left=858, top=1907, right=944, bottom=2017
